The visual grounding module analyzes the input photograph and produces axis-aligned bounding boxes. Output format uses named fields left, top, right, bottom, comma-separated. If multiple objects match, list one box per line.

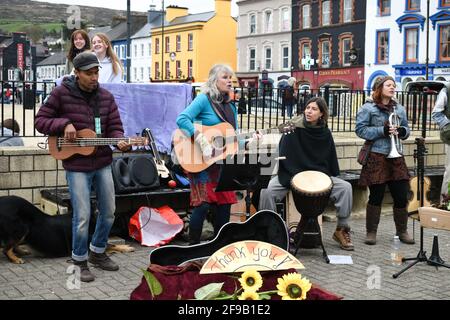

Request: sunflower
left=238, top=270, right=263, bottom=292
left=276, top=273, right=312, bottom=300
left=238, top=291, right=260, bottom=300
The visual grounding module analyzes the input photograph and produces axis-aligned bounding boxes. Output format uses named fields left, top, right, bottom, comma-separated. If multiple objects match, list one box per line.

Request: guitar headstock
left=142, top=128, right=155, bottom=143
left=278, top=121, right=296, bottom=135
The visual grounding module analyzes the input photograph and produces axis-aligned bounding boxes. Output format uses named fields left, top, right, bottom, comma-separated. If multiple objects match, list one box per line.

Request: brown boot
left=333, top=226, right=354, bottom=251
left=393, top=207, right=415, bottom=244
left=365, top=204, right=381, bottom=245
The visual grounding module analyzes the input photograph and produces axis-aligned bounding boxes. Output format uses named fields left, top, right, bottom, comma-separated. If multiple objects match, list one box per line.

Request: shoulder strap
left=206, top=94, right=227, bottom=123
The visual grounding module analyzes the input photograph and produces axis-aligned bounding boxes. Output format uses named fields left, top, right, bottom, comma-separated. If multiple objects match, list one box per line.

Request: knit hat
left=372, top=76, right=395, bottom=91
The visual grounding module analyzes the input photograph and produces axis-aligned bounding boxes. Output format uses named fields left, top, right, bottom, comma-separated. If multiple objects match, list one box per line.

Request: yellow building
left=151, top=0, right=236, bottom=83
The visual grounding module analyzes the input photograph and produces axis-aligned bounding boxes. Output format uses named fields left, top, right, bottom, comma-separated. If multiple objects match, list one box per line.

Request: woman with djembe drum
left=259, top=97, right=354, bottom=251
left=355, top=76, right=414, bottom=246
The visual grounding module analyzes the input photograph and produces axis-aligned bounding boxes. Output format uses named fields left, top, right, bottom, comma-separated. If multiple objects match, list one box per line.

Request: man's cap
left=372, top=76, right=395, bottom=91
left=73, top=52, right=101, bottom=71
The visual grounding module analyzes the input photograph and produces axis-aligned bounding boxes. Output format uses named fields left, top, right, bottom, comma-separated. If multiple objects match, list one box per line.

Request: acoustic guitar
left=173, top=122, right=295, bottom=173
left=142, top=128, right=170, bottom=179
left=407, top=176, right=431, bottom=213
left=48, top=128, right=148, bottom=160
left=149, top=209, right=288, bottom=266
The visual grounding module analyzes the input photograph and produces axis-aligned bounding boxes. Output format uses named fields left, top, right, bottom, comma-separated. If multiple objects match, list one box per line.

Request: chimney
left=215, top=0, right=231, bottom=17
left=147, top=5, right=163, bottom=24
left=166, top=5, right=188, bottom=22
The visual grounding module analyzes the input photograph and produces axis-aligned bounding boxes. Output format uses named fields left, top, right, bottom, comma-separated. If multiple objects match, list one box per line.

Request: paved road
left=1, top=213, right=449, bottom=300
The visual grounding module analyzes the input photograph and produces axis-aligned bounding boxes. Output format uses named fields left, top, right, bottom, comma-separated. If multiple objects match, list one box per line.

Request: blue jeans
left=66, top=165, right=115, bottom=261
left=190, top=202, right=231, bottom=235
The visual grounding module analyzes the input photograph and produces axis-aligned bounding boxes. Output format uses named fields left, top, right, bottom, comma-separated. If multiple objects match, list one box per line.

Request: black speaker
left=112, top=155, right=160, bottom=194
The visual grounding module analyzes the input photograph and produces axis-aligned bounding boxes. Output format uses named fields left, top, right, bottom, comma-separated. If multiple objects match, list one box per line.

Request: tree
left=20, top=25, right=45, bottom=43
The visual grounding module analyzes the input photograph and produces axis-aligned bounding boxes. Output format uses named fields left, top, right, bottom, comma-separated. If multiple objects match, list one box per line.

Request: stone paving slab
left=0, top=214, right=449, bottom=300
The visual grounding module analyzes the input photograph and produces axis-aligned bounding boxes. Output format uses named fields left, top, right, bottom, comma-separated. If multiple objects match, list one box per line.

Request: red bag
left=128, top=206, right=184, bottom=247
left=357, top=140, right=373, bottom=166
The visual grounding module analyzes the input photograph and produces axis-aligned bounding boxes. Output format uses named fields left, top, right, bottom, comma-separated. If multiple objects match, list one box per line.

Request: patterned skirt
left=187, top=164, right=237, bottom=207
left=358, top=152, right=410, bottom=187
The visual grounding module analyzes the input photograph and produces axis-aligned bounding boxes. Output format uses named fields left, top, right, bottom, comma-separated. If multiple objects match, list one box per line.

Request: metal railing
left=0, top=80, right=441, bottom=139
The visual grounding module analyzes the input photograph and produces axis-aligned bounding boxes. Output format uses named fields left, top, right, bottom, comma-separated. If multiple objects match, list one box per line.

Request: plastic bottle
left=391, top=236, right=402, bottom=266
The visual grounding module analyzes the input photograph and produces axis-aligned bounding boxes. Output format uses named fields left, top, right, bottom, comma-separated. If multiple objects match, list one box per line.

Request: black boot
left=188, top=227, right=202, bottom=245
left=73, top=260, right=95, bottom=282
left=365, top=204, right=381, bottom=245
left=393, top=207, right=415, bottom=244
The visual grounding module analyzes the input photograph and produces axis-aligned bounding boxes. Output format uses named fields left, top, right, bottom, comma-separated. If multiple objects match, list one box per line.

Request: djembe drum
left=290, top=171, right=332, bottom=263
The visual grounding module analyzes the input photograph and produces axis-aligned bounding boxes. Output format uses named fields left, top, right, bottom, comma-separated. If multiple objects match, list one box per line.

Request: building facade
left=0, top=32, right=36, bottom=82
left=365, top=0, right=450, bottom=90
left=130, top=8, right=164, bottom=83
left=235, top=0, right=292, bottom=88
left=151, top=0, right=237, bottom=83
left=292, top=0, right=366, bottom=89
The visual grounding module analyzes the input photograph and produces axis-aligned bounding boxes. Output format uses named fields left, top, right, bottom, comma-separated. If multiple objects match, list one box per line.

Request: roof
left=88, top=26, right=112, bottom=39
left=166, top=11, right=215, bottom=27
left=132, top=23, right=152, bottom=39
left=107, top=15, right=148, bottom=42
left=37, top=51, right=66, bottom=66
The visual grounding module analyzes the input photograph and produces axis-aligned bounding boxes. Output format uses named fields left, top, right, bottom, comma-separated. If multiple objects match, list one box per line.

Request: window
left=264, top=10, right=273, bottom=32
left=188, top=33, right=193, bottom=51
left=320, top=39, right=331, bottom=67
left=165, top=61, right=170, bottom=79
left=120, top=45, right=126, bottom=59
left=140, top=67, right=144, bottom=81
left=165, top=37, right=170, bottom=53
left=282, top=46, right=289, bottom=69
left=322, top=1, right=331, bottom=26
left=114, top=45, right=119, bottom=56
left=155, top=38, right=160, bottom=54
left=134, top=67, right=137, bottom=81
left=265, top=47, right=272, bottom=69
left=299, top=38, right=312, bottom=69
left=407, top=0, right=420, bottom=11
left=176, top=35, right=181, bottom=52
left=249, top=48, right=256, bottom=71
left=340, top=36, right=352, bottom=66
left=302, top=5, right=311, bottom=29
left=176, top=60, right=181, bottom=77
left=148, top=67, right=151, bottom=80
left=281, top=7, right=289, bottom=31
left=134, top=44, right=137, bottom=57
left=187, top=59, right=193, bottom=77
left=376, top=30, right=389, bottom=64
left=141, top=44, right=144, bottom=57
left=439, top=25, right=450, bottom=61
left=379, top=0, right=391, bottom=16
left=249, top=14, right=256, bottom=34
left=155, top=62, right=160, bottom=79
left=405, top=28, right=418, bottom=62
left=343, top=0, right=352, bottom=22
left=440, top=0, right=450, bottom=7
left=148, top=43, right=151, bottom=56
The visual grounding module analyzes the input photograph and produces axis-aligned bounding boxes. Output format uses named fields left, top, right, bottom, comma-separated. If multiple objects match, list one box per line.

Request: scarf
left=278, top=115, right=340, bottom=187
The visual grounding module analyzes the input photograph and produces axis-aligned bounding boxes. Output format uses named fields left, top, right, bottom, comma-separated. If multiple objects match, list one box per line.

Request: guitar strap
left=206, top=94, right=236, bottom=129
left=93, top=93, right=102, bottom=137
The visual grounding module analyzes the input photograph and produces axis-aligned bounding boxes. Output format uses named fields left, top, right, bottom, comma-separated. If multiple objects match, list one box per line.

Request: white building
left=365, top=0, right=450, bottom=90
left=36, top=51, right=65, bottom=94
left=130, top=8, right=164, bottom=83
left=235, top=0, right=292, bottom=88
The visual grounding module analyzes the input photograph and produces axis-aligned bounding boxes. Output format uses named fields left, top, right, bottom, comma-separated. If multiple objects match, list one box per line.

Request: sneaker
left=73, top=260, right=95, bottom=282
left=332, top=226, right=354, bottom=251
left=88, top=251, right=119, bottom=271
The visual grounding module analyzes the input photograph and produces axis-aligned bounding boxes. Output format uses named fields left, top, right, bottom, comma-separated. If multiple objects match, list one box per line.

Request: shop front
left=292, top=66, right=364, bottom=90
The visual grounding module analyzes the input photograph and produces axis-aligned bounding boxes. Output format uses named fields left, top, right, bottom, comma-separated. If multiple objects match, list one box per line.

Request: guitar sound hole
left=212, top=136, right=226, bottom=150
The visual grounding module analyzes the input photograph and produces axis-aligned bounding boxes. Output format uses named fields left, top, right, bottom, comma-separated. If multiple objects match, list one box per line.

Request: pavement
left=1, top=212, right=449, bottom=300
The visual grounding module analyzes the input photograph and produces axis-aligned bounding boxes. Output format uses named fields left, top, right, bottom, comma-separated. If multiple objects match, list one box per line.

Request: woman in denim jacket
left=355, top=76, right=414, bottom=245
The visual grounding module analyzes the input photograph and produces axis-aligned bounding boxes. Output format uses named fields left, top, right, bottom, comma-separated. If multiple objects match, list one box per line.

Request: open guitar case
left=149, top=209, right=289, bottom=266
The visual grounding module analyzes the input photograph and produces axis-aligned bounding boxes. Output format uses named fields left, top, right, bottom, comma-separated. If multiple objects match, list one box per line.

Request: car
left=405, top=80, right=448, bottom=93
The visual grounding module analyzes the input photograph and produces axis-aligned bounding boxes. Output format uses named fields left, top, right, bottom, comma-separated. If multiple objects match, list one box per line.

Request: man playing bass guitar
left=35, top=52, right=131, bottom=282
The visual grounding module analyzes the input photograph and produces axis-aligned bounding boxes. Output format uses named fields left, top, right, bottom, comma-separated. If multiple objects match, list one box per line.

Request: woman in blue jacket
left=176, top=64, right=243, bottom=244
left=355, top=76, right=414, bottom=245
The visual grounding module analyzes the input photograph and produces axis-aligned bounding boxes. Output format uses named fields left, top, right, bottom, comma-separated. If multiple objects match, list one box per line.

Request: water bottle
left=391, top=236, right=402, bottom=266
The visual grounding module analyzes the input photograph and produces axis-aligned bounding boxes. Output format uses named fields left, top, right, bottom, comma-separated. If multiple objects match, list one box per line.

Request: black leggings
left=368, top=180, right=409, bottom=209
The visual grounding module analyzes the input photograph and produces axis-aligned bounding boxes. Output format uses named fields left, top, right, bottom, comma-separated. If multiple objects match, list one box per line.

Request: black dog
left=0, top=195, right=133, bottom=264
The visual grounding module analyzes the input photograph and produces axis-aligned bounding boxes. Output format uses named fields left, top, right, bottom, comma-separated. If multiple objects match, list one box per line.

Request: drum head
left=291, top=171, right=332, bottom=194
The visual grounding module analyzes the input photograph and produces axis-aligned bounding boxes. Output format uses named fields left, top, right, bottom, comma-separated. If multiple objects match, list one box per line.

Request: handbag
left=357, top=140, right=373, bottom=166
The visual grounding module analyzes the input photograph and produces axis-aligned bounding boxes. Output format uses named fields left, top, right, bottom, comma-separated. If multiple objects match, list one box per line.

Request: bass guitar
left=173, top=122, right=295, bottom=173
left=48, top=128, right=147, bottom=160
left=142, top=128, right=170, bottom=179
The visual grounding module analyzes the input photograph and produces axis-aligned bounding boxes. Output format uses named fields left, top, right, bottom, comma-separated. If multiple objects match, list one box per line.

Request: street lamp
left=161, top=0, right=165, bottom=80
left=425, top=0, right=430, bottom=80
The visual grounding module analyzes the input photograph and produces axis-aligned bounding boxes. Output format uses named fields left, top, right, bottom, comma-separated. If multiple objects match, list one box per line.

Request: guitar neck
left=150, top=141, right=163, bottom=163
left=58, top=137, right=133, bottom=146
left=236, top=127, right=276, bottom=140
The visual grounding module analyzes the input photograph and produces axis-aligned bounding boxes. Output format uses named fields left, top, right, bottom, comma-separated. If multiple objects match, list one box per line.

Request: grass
left=0, top=19, right=63, bottom=33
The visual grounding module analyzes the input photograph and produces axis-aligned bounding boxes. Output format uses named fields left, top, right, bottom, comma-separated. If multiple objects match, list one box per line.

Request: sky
left=32, top=0, right=239, bottom=16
